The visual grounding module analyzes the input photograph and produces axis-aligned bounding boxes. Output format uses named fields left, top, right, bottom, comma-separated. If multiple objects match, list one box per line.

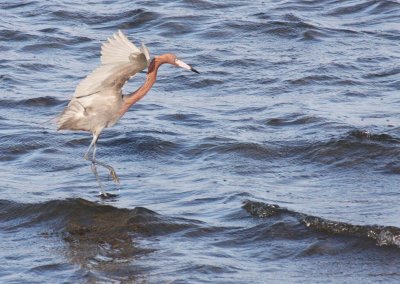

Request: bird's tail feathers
left=57, top=101, right=86, bottom=131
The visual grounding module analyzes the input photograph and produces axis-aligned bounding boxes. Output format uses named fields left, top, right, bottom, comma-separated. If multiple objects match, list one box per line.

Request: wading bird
left=58, top=30, right=199, bottom=197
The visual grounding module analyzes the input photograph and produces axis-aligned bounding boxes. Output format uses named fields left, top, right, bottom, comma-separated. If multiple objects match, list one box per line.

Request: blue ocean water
left=1, top=0, right=400, bottom=282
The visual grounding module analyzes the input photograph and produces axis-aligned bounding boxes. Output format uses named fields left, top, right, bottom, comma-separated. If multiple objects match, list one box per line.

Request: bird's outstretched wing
left=57, top=31, right=150, bottom=131
left=74, top=30, right=151, bottom=99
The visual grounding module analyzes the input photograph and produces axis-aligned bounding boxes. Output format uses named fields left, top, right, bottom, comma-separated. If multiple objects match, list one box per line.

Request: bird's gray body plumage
left=57, top=30, right=150, bottom=135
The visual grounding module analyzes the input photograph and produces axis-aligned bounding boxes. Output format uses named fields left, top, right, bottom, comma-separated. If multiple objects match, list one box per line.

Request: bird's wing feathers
left=74, top=30, right=150, bottom=99
left=141, top=42, right=151, bottom=63
left=101, top=30, right=141, bottom=65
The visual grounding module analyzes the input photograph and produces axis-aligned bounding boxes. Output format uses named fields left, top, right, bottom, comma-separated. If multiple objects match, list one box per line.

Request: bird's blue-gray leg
left=91, top=144, right=120, bottom=184
left=84, top=134, right=107, bottom=196
left=90, top=159, right=106, bottom=196
left=84, top=134, right=97, bottom=161
left=84, top=134, right=120, bottom=185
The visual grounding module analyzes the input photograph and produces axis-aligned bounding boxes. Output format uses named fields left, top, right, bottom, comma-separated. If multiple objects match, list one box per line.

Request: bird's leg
left=90, top=161, right=107, bottom=196
left=84, top=134, right=107, bottom=196
left=92, top=143, right=120, bottom=184
left=84, top=134, right=97, bottom=161
left=84, top=134, right=120, bottom=185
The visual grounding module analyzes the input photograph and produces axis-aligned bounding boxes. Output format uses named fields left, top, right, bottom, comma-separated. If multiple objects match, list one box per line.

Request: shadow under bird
left=57, top=30, right=199, bottom=197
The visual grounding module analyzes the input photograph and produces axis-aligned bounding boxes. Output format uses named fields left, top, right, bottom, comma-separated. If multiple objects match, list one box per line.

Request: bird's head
left=153, top=53, right=200, bottom=74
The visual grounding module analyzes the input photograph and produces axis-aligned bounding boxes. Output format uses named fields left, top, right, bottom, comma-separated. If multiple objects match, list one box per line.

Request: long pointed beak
left=175, top=59, right=200, bottom=74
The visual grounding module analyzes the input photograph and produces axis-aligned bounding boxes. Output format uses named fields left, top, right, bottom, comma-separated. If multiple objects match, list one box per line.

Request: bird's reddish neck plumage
left=118, top=55, right=173, bottom=116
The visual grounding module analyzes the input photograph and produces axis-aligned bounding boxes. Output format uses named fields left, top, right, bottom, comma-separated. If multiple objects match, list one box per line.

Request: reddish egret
left=58, top=30, right=199, bottom=197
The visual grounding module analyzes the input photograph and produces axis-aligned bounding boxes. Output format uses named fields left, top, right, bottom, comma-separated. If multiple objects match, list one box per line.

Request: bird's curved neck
left=118, top=58, right=162, bottom=116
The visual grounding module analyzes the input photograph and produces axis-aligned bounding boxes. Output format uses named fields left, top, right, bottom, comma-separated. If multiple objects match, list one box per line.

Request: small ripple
left=157, top=112, right=213, bottom=127
left=220, top=58, right=257, bottom=68
left=50, top=9, right=149, bottom=25
left=0, top=30, right=34, bottom=42
left=189, top=79, right=224, bottom=89
left=301, top=130, right=400, bottom=169
left=285, top=75, right=360, bottom=86
left=197, top=27, right=233, bottom=39
left=264, top=19, right=317, bottom=39
left=252, top=12, right=361, bottom=40
left=325, top=0, right=400, bottom=17
left=21, top=42, right=67, bottom=52
left=227, top=106, right=268, bottom=115
left=0, top=74, right=21, bottom=86
left=0, top=133, right=47, bottom=162
left=349, top=130, right=399, bottom=142
left=156, top=21, right=196, bottom=36
left=94, top=134, right=182, bottom=159
left=28, top=263, right=72, bottom=274
left=301, top=29, right=327, bottom=41
left=118, top=10, right=160, bottom=30
left=38, top=27, right=60, bottom=34
left=183, top=139, right=277, bottom=160
left=1, top=1, right=37, bottom=9
left=0, top=96, right=64, bottom=108
left=265, top=114, right=323, bottom=127
left=19, top=62, right=57, bottom=72
left=363, top=67, right=400, bottom=79
left=49, top=8, right=160, bottom=30
left=180, top=0, right=237, bottom=10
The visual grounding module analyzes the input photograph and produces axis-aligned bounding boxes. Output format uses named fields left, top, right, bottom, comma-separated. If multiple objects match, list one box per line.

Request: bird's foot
left=91, top=162, right=97, bottom=174
left=99, top=191, right=118, bottom=199
left=109, top=169, right=120, bottom=184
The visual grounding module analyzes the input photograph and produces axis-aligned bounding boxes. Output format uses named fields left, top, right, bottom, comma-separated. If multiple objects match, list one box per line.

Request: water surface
left=1, top=0, right=400, bottom=282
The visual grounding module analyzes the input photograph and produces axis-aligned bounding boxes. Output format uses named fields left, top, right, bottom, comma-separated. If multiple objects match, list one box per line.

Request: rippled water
left=1, top=0, right=400, bottom=282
